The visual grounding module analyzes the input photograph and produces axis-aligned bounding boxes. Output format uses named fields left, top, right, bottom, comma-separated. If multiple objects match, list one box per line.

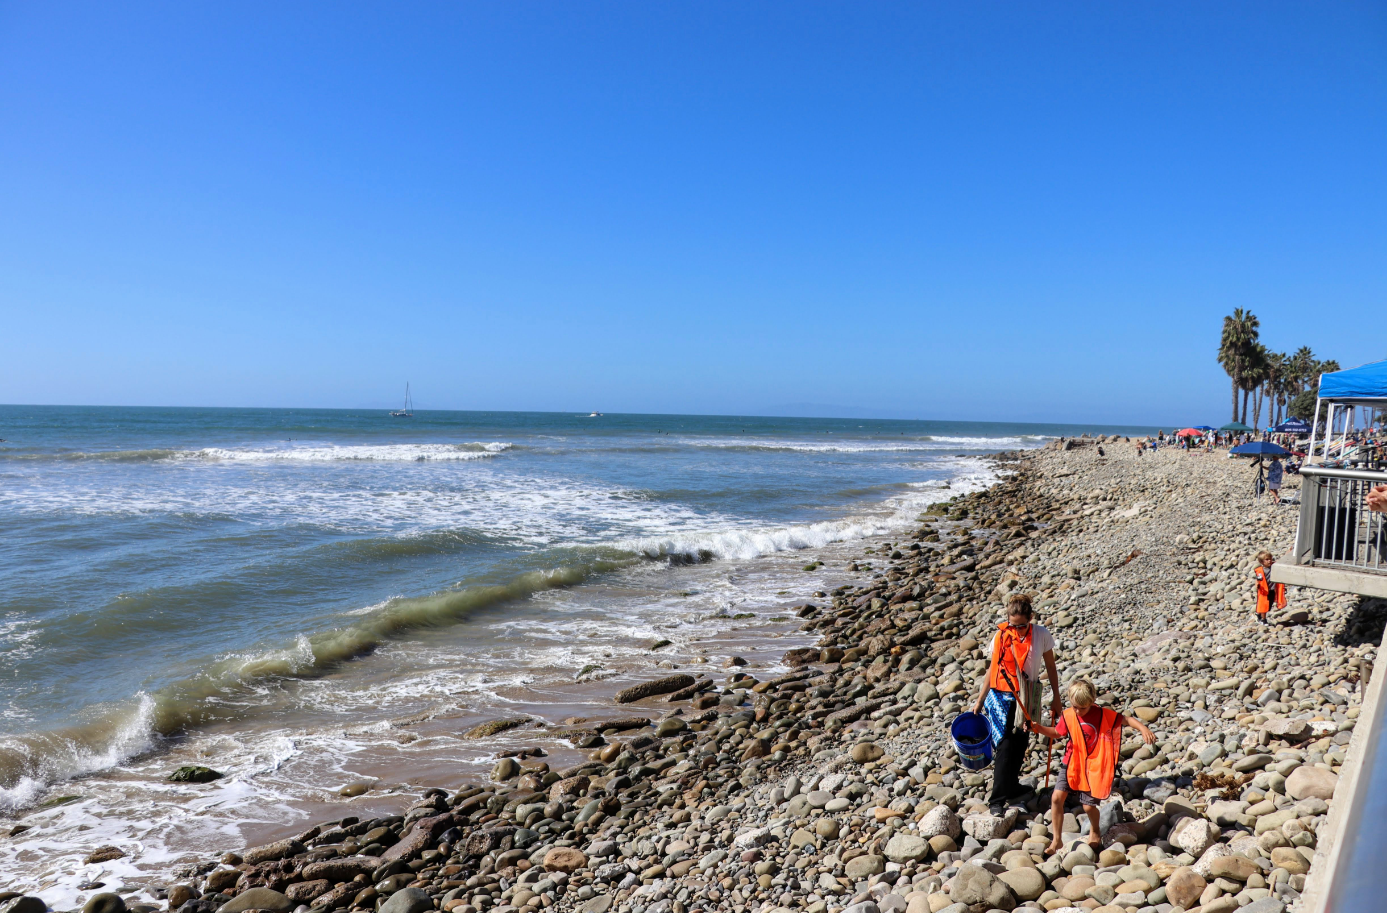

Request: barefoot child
left=1253, top=550, right=1286, bottom=625
left=1028, top=679, right=1156, bottom=853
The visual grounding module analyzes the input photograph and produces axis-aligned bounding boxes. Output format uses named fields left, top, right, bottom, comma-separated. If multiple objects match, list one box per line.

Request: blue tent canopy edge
left=1319, top=359, right=1387, bottom=401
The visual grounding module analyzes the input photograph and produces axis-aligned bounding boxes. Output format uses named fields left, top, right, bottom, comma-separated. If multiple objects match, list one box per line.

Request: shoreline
left=7, top=441, right=1373, bottom=913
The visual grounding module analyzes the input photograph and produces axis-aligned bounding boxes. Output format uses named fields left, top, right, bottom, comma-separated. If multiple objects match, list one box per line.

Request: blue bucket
left=951, top=712, right=993, bottom=770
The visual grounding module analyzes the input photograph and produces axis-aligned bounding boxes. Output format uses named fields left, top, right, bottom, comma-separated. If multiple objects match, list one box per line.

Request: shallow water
left=0, top=406, right=1149, bottom=903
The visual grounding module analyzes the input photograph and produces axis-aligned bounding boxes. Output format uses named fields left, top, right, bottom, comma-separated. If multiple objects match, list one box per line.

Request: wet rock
left=378, top=888, right=434, bottom=913
left=242, top=838, right=305, bottom=865
left=0, top=898, right=48, bottom=913
left=492, top=758, right=520, bottom=780
left=84, top=846, right=126, bottom=864
left=464, top=717, right=531, bottom=738
left=338, top=781, right=372, bottom=797
left=284, top=881, right=331, bottom=904
left=614, top=675, right=695, bottom=703
left=81, top=895, right=124, bottom=913
left=168, top=766, right=222, bottom=783
left=215, top=888, right=294, bottom=913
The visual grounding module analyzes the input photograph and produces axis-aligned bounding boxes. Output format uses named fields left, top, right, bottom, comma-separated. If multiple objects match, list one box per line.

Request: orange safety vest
left=987, top=623, right=1033, bottom=694
left=1064, top=707, right=1122, bottom=800
left=1255, top=566, right=1285, bottom=615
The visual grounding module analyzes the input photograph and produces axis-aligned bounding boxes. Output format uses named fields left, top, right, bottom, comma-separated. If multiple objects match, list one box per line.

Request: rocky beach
left=6, top=439, right=1374, bottom=913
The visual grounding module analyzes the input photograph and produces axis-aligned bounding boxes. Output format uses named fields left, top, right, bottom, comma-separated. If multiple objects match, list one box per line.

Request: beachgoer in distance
left=1253, top=550, right=1285, bottom=625
left=1027, top=679, right=1155, bottom=853
left=971, top=593, right=1061, bottom=814
left=1267, top=457, right=1284, bottom=505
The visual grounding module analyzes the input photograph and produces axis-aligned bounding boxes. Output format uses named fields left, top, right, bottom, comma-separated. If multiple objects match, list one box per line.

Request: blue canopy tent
left=1231, top=442, right=1292, bottom=457
left=1309, top=360, right=1387, bottom=463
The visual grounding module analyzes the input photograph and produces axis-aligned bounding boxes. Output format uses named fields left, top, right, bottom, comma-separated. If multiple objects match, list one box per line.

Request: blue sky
left=1, top=3, right=1383, bottom=424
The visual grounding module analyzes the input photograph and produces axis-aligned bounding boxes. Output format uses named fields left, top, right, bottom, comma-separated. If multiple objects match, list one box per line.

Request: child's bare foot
left=1045, top=839, right=1063, bottom=856
left=1086, top=835, right=1103, bottom=850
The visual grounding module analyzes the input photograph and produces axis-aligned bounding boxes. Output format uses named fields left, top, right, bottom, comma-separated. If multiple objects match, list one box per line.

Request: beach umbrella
left=1194, top=425, right=1216, bottom=431
left=1230, top=442, right=1292, bottom=456
left=1220, top=422, right=1254, bottom=432
left=1176, top=428, right=1202, bottom=437
left=1271, top=418, right=1311, bottom=434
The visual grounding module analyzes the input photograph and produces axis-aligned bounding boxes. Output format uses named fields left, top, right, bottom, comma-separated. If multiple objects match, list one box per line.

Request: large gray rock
left=845, top=854, right=885, bottom=879
left=82, top=896, right=124, bottom=913
left=997, top=867, right=1045, bottom=901
left=241, top=838, right=304, bottom=865
left=216, top=889, right=294, bottom=913
left=614, top=675, right=695, bottom=703
left=917, top=805, right=961, bottom=839
left=948, top=863, right=1016, bottom=911
left=0, top=899, right=48, bottom=913
left=884, top=834, right=930, bottom=863
left=1286, top=766, right=1338, bottom=800
left=378, top=889, right=434, bottom=913
left=1171, top=816, right=1219, bottom=856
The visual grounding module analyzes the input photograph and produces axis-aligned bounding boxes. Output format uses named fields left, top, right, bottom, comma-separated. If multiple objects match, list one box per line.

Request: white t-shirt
left=986, top=623, right=1056, bottom=681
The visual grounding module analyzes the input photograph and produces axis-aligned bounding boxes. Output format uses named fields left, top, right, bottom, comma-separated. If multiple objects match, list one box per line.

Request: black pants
left=988, top=694, right=1031, bottom=805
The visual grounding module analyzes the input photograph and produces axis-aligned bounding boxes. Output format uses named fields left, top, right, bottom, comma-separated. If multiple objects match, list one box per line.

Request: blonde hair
left=1256, top=550, right=1274, bottom=563
left=1067, top=679, right=1097, bottom=708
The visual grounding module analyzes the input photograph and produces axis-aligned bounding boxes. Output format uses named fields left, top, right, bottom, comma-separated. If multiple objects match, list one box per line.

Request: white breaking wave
left=184, top=442, right=513, bottom=462
left=678, top=436, right=1045, bottom=453
left=622, top=457, right=998, bottom=561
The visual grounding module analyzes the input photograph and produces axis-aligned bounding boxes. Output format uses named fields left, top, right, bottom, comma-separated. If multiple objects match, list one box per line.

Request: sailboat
left=390, top=383, right=414, bottom=417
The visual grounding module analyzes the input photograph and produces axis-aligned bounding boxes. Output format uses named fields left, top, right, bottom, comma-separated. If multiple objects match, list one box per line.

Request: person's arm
left=1029, top=720, right=1062, bottom=739
left=1123, top=715, right=1156, bottom=745
left=1043, top=647, right=1061, bottom=721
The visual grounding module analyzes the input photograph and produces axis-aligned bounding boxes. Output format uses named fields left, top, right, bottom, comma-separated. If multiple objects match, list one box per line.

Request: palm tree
left=1243, top=344, right=1269, bottom=427
left=1289, top=346, right=1316, bottom=398
left=1265, top=351, right=1287, bottom=426
left=1219, top=310, right=1261, bottom=422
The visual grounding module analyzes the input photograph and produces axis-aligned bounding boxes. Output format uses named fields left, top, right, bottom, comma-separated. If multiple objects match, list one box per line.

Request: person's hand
left=1051, top=699, right=1063, bottom=722
left=1142, top=728, right=1156, bottom=745
left=1367, top=484, right=1387, bottom=513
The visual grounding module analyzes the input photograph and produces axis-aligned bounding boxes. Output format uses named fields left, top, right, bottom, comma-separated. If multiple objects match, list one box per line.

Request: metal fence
left=1292, top=466, right=1387, bottom=574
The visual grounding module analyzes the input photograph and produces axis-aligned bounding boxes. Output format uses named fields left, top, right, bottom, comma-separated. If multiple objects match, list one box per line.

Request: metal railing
left=1289, top=466, right=1387, bottom=574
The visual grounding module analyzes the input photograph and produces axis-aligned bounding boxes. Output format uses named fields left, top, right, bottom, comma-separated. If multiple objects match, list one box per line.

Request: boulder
left=1286, top=766, right=1338, bottom=801
left=215, top=889, right=294, bottom=913
left=1165, top=860, right=1209, bottom=904
left=845, top=855, right=885, bottom=879
left=464, top=717, right=531, bottom=738
left=242, top=838, right=304, bottom=865
left=378, top=888, right=434, bottom=913
left=614, top=675, right=696, bottom=703
left=948, top=864, right=1016, bottom=910
left=81, top=896, right=125, bottom=913
left=1170, top=816, right=1219, bottom=856
left=851, top=742, right=885, bottom=763
left=168, top=766, right=223, bottom=783
left=997, top=867, right=1045, bottom=901
left=1270, top=846, right=1310, bottom=875
left=917, top=805, right=961, bottom=839
left=543, top=847, right=588, bottom=872
left=884, top=834, right=930, bottom=863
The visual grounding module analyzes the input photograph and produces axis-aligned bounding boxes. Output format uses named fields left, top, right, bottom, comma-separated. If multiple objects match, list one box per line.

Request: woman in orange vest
left=1028, top=679, right=1155, bottom=854
left=971, top=593, right=1062, bottom=815
left=1253, top=550, right=1286, bottom=625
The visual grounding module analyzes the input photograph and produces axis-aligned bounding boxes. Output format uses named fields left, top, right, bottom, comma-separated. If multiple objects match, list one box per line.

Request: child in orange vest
left=1028, top=679, right=1155, bottom=854
left=1253, top=550, right=1286, bottom=625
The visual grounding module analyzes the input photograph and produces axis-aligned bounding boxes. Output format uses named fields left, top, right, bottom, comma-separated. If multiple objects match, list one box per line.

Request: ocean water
left=0, top=406, right=1147, bottom=902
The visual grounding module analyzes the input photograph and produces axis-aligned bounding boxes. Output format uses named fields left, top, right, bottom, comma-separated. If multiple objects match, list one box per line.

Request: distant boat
left=588, top=411, right=603, bottom=417
left=390, top=384, right=414, bottom=418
